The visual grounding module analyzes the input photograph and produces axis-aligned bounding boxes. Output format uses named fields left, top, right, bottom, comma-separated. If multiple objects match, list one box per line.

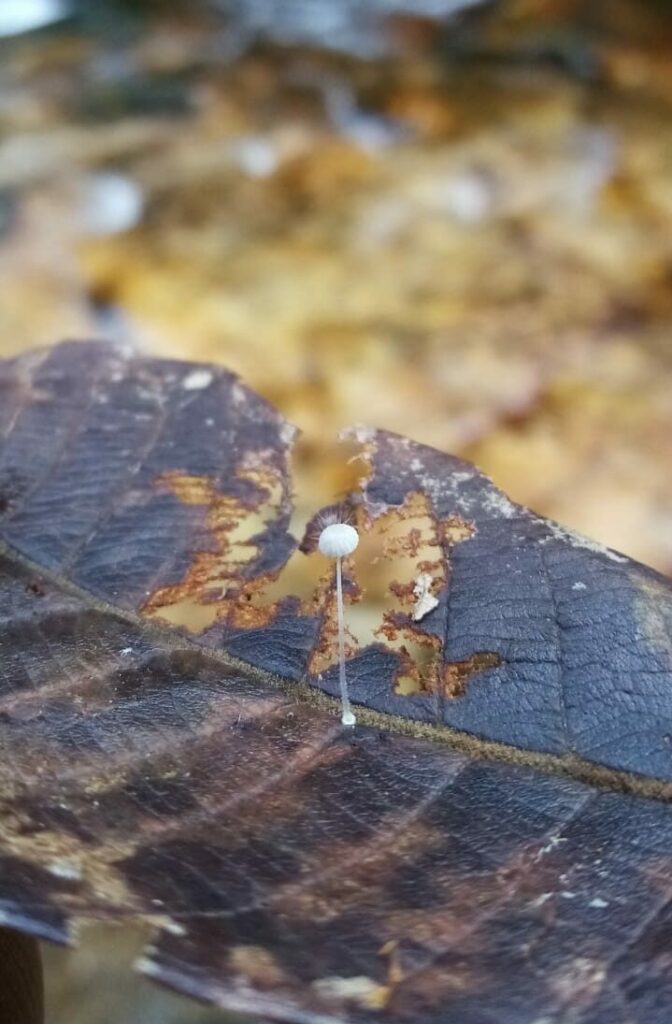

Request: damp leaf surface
left=0, top=342, right=671, bottom=1024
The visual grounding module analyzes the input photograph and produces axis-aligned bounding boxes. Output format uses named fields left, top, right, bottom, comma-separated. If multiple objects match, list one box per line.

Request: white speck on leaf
left=543, top=522, right=628, bottom=562
left=529, top=892, right=554, bottom=908
left=412, top=573, right=439, bottom=621
left=182, top=369, right=213, bottom=391
left=313, top=975, right=384, bottom=1006
left=280, top=421, right=298, bottom=446
left=48, top=859, right=82, bottom=881
left=482, top=490, right=517, bottom=519
left=162, top=919, right=187, bottom=936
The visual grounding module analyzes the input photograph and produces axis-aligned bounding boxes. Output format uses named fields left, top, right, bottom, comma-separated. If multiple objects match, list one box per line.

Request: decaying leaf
left=0, top=342, right=671, bottom=1024
left=315, top=425, right=672, bottom=786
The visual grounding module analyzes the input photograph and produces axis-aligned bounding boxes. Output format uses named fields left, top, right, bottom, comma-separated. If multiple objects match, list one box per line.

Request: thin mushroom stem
left=317, top=520, right=359, bottom=728
left=335, top=557, right=355, bottom=727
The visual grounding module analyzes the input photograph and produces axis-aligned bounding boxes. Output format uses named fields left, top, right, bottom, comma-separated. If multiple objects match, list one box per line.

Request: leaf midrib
left=2, top=536, right=671, bottom=804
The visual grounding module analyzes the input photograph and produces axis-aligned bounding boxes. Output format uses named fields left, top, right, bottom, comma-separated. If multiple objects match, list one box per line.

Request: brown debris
left=229, top=946, right=289, bottom=990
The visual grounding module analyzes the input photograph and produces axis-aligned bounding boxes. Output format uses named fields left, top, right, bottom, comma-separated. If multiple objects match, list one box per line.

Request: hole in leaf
left=346, top=491, right=448, bottom=694
left=145, top=468, right=288, bottom=631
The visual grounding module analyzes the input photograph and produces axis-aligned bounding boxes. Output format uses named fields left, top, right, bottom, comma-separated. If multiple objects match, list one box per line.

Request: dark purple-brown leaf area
left=0, top=341, right=671, bottom=1024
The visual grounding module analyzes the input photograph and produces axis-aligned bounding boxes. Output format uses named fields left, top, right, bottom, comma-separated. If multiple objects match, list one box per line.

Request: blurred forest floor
left=1, top=0, right=672, bottom=1020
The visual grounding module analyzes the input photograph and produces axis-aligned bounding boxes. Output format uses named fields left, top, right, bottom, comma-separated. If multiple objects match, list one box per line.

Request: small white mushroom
left=318, top=523, right=359, bottom=727
left=318, top=523, right=359, bottom=559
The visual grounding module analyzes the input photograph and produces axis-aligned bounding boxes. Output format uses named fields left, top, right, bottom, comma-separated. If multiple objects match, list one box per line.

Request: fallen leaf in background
left=0, top=342, right=671, bottom=1024
left=0, top=1, right=671, bottom=576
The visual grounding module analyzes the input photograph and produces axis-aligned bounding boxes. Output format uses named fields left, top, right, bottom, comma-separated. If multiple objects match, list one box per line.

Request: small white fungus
left=318, top=522, right=359, bottom=558
left=317, top=521, right=359, bottom=727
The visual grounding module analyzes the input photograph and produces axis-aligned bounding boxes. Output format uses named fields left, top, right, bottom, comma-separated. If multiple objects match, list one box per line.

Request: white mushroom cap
left=318, top=522, right=359, bottom=558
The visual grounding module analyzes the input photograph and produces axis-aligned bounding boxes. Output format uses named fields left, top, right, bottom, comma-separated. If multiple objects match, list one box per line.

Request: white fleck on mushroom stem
left=335, top=557, right=356, bottom=728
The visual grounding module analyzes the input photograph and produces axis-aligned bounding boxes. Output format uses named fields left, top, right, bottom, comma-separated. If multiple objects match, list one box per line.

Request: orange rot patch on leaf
left=143, top=464, right=288, bottom=630
left=443, top=653, right=503, bottom=698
